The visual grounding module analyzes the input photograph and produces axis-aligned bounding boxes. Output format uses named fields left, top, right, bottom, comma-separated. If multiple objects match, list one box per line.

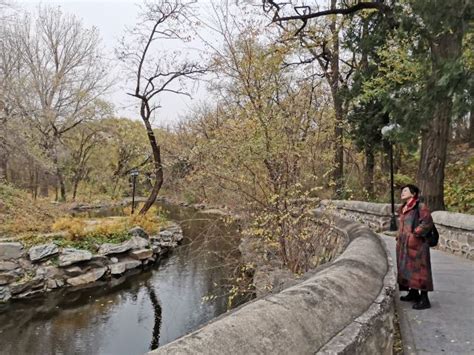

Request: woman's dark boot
left=400, top=289, right=420, bottom=302
left=413, top=291, right=431, bottom=310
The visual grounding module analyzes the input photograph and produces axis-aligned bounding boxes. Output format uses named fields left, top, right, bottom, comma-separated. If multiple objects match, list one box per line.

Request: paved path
left=381, top=234, right=474, bottom=355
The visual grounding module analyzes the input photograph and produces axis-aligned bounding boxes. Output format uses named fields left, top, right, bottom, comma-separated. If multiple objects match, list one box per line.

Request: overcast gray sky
left=18, top=0, right=210, bottom=126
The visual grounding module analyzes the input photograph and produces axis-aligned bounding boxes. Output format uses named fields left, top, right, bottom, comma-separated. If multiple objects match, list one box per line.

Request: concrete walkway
left=381, top=234, right=474, bottom=355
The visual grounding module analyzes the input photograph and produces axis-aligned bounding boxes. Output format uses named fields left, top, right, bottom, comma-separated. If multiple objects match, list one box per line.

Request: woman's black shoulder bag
left=413, top=203, right=439, bottom=247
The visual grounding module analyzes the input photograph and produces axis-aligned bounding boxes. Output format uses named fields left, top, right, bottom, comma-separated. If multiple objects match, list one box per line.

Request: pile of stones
left=0, top=223, right=183, bottom=303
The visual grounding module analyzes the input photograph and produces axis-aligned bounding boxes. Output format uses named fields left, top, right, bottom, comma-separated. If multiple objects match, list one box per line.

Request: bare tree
left=262, top=1, right=355, bottom=197
left=9, top=5, right=111, bottom=201
left=118, top=0, right=206, bottom=214
left=263, top=0, right=392, bottom=35
left=0, top=5, right=35, bottom=182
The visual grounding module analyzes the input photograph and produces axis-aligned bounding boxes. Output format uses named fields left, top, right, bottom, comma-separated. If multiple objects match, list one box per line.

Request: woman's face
left=401, top=187, right=414, bottom=201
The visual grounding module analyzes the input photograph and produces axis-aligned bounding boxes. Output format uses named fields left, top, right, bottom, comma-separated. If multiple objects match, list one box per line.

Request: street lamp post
left=381, top=124, right=400, bottom=231
left=130, top=169, right=139, bottom=214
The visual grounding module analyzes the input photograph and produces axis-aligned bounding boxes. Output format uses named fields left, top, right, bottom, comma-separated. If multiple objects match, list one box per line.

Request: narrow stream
left=0, top=204, right=249, bottom=355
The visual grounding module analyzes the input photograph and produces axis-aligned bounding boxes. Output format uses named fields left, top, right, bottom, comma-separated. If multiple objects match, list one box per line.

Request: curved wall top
left=148, top=212, right=395, bottom=355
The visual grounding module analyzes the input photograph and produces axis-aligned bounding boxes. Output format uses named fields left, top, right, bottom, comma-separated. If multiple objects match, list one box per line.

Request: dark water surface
left=0, top=204, right=246, bottom=355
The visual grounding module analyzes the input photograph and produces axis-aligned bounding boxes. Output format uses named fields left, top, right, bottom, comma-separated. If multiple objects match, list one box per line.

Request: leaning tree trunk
left=139, top=112, right=164, bottom=215
left=417, top=28, right=463, bottom=211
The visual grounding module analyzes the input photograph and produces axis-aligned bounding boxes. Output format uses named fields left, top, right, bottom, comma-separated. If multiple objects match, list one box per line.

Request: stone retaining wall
left=148, top=212, right=396, bottom=355
left=320, top=200, right=474, bottom=260
left=432, top=211, right=474, bottom=259
left=0, top=224, right=183, bottom=303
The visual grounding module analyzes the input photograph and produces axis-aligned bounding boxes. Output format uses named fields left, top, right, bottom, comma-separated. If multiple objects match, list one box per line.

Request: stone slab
left=59, top=248, right=93, bottom=267
left=129, top=249, right=153, bottom=260
left=0, top=243, right=24, bottom=261
left=0, top=261, right=19, bottom=272
left=109, top=259, right=141, bottom=275
left=28, top=243, right=59, bottom=262
left=66, top=267, right=107, bottom=286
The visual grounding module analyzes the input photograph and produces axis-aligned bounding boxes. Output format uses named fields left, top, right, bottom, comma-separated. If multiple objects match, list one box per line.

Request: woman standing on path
left=396, top=184, right=434, bottom=310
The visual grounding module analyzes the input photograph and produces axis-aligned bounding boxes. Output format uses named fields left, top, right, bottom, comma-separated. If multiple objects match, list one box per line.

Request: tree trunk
left=469, top=105, right=474, bottom=148
left=364, top=146, right=375, bottom=198
left=33, top=168, right=39, bottom=200
left=0, top=151, right=7, bottom=181
left=57, top=168, right=66, bottom=202
left=418, top=99, right=450, bottom=211
left=139, top=116, right=163, bottom=214
left=72, top=178, right=79, bottom=201
left=417, top=27, right=463, bottom=211
left=381, top=140, right=391, bottom=174
left=39, top=171, right=50, bottom=197
left=329, top=0, right=344, bottom=197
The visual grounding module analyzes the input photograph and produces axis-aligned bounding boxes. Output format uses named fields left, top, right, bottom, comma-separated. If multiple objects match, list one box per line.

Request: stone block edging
left=148, top=212, right=395, bottom=355
left=0, top=224, right=183, bottom=303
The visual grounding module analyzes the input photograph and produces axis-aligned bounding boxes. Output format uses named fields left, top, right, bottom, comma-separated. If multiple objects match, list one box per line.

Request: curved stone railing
left=148, top=212, right=396, bottom=355
left=319, top=200, right=399, bottom=232
left=321, top=200, right=474, bottom=260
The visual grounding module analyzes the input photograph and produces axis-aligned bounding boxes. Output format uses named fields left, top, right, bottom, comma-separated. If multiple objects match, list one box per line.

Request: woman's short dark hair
left=401, top=184, right=420, bottom=197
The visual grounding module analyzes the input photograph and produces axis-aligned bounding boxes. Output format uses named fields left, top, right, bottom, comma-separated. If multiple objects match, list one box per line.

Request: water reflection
left=0, top=204, right=250, bottom=355
left=145, top=282, right=162, bottom=351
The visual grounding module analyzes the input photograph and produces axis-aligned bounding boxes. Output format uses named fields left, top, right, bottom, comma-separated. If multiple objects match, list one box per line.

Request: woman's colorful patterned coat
left=396, top=199, right=434, bottom=291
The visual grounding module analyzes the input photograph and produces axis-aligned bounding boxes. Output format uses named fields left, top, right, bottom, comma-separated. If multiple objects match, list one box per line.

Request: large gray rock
left=0, top=272, right=19, bottom=285
left=158, top=230, right=174, bottom=241
left=0, top=261, right=19, bottom=272
left=109, top=259, right=141, bottom=275
left=129, top=226, right=149, bottom=240
left=10, top=276, right=44, bottom=295
left=98, top=236, right=150, bottom=256
left=98, top=240, right=133, bottom=255
left=36, top=266, right=61, bottom=279
left=97, top=236, right=130, bottom=253
left=18, top=258, right=35, bottom=272
left=46, top=279, right=65, bottom=289
left=130, top=236, right=149, bottom=249
left=0, top=286, right=11, bottom=302
left=59, top=248, right=93, bottom=267
left=155, top=224, right=183, bottom=243
left=66, top=267, right=107, bottom=286
left=64, top=266, right=83, bottom=277
left=86, top=256, right=110, bottom=268
left=14, top=289, right=44, bottom=299
left=155, top=241, right=178, bottom=249
left=28, top=243, right=59, bottom=262
left=129, top=249, right=153, bottom=260
left=0, top=242, right=24, bottom=261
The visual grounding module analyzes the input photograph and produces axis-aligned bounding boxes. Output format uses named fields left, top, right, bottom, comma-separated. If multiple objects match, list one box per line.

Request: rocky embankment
left=0, top=224, right=183, bottom=303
